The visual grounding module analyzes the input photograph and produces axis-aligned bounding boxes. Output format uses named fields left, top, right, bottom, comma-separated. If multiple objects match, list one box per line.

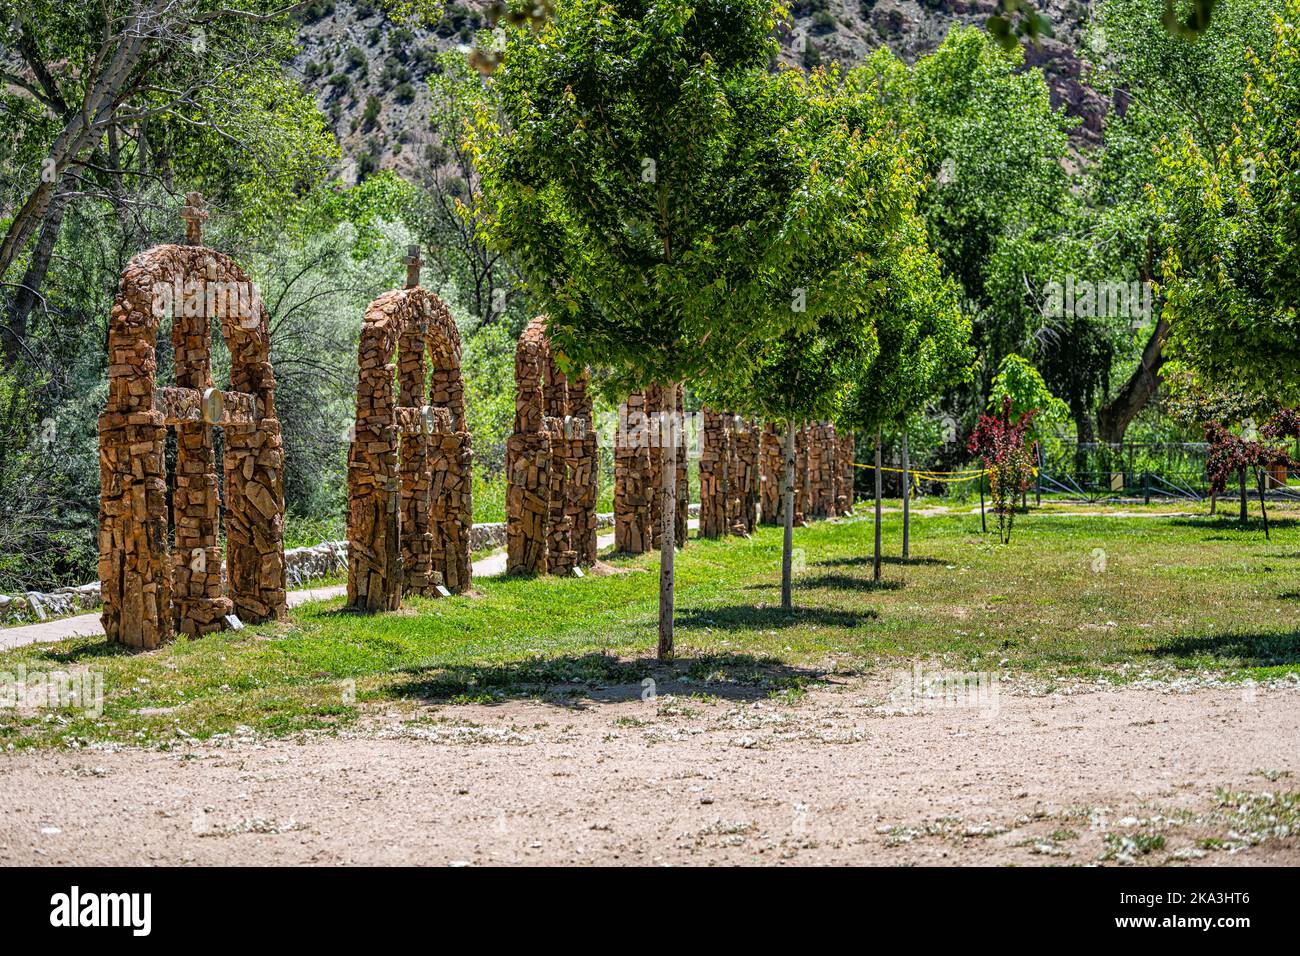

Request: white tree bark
left=781, top=418, right=797, bottom=611
left=0, top=5, right=162, bottom=281
left=901, top=429, right=910, bottom=559
left=873, top=428, right=883, bottom=582
left=657, top=381, right=678, bottom=660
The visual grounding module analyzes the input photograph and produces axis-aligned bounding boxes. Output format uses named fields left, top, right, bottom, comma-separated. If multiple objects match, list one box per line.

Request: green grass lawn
left=3, top=503, right=1300, bottom=750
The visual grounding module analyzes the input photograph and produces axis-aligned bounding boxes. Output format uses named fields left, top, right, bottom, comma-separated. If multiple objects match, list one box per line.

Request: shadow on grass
left=796, top=573, right=905, bottom=592
left=1169, top=516, right=1300, bottom=535
left=1151, top=630, right=1300, bottom=667
left=676, top=603, right=876, bottom=630
left=812, top=554, right=948, bottom=568
left=25, top=640, right=141, bottom=664
left=383, top=650, right=836, bottom=707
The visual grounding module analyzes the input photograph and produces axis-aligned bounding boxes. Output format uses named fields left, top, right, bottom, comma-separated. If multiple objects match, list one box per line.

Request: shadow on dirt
left=384, top=650, right=843, bottom=708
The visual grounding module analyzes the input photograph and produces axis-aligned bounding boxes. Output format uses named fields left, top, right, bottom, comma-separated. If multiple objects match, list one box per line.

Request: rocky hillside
left=292, top=0, right=1101, bottom=185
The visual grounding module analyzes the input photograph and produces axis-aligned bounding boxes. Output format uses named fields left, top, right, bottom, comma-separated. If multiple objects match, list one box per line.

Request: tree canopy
left=1154, top=0, right=1300, bottom=400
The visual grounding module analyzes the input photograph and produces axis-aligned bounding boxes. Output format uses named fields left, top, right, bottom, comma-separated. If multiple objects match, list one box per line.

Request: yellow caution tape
left=851, top=462, right=987, bottom=480
left=851, top=463, right=1040, bottom=484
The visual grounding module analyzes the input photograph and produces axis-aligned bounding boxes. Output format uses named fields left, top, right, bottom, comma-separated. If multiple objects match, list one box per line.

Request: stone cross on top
left=404, top=244, right=423, bottom=289
left=181, top=192, right=209, bottom=246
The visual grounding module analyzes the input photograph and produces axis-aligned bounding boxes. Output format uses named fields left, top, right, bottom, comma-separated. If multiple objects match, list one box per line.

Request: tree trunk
left=1257, top=470, right=1270, bottom=540
left=1239, top=468, right=1248, bottom=526
left=1073, top=412, right=1096, bottom=477
left=0, top=11, right=157, bottom=282
left=1035, top=442, right=1042, bottom=506
left=1097, top=317, right=1169, bottom=443
left=901, top=429, right=910, bottom=560
left=657, top=381, right=678, bottom=660
left=979, top=472, right=987, bottom=533
left=873, top=428, right=882, bottom=582
left=2, top=179, right=71, bottom=367
left=781, top=418, right=796, bottom=612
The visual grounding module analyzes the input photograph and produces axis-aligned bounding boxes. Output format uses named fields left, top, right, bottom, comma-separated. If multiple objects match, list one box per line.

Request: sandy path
left=2, top=677, right=1296, bottom=866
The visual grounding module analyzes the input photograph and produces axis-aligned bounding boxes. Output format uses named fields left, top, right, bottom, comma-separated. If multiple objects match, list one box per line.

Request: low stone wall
left=0, top=584, right=103, bottom=625
left=0, top=512, right=624, bottom=626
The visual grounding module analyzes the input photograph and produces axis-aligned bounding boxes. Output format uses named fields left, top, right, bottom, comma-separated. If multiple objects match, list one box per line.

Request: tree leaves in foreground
left=473, top=0, right=923, bottom=657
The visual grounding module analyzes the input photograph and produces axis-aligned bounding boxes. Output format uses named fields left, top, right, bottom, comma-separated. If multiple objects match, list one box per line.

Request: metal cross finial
left=181, top=191, right=208, bottom=246
left=404, top=244, right=423, bottom=289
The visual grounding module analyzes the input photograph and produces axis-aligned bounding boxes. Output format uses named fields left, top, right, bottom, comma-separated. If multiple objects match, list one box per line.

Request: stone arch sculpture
left=760, top=422, right=783, bottom=525
left=507, top=315, right=593, bottom=575
left=347, top=247, right=472, bottom=611
left=836, top=430, right=856, bottom=514
left=615, top=384, right=688, bottom=553
left=98, top=194, right=285, bottom=648
left=701, top=409, right=759, bottom=538
left=699, top=407, right=732, bottom=539
left=728, top=415, right=759, bottom=534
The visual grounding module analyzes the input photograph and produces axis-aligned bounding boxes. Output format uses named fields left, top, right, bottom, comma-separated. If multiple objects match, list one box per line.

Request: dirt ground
left=1, top=674, right=1298, bottom=866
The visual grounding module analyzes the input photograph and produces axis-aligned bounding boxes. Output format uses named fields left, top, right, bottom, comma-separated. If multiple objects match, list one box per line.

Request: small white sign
left=572, top=567, right=585, bottom=578
left=435, top=585, right=451, bottom=598
left=224, top=614, right=244, bottom=631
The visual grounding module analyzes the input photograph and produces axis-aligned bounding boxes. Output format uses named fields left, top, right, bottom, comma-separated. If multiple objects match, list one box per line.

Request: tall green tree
left=701, top=311, right=879, bottom=613
left=1153, top=0, right=1300, bottom=399
left=474, top=0, right=920, bottom=659
left=407, top=51, right=527, bottom=332
left=848, top=30, right=1079, bottom=437
left=840, top=232, right=973, bottom=581
left=1085, top=0, right=1283, bottom=440
left=0, top=0, right=338, bottom=363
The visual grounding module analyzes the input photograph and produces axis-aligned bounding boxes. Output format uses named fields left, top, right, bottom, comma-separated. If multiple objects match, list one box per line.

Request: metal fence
left=1037, top=442, right=1300, bottom=503
left=897, top=442, right=1300, bottom=503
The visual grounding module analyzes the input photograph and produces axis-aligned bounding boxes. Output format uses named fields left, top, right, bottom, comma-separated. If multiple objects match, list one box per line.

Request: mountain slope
left=292, top=0, right=1102, bottom=184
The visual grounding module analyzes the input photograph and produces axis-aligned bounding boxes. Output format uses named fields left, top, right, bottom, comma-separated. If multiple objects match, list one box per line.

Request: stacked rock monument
left=98, top=193, right=286, bottom=648
left=700, top=409, right=759, bottom=538
left=760, top=422, right=784, bottom=525
left=836, top=430, right=856, bottom=515
left=565, top=371, right=600, bottom=564
left=614, top=390, right=655, bottom=553
left=807, top=422, right=838, bottom=519
left=698, top=407, right=732, bottom=539
left=795, top=423, right=810, bottom=526
left=755, top=419, right=852, bottom=526
left=506, top=316, right=594, bottom=575
left=614, top=384, right=688, bottom=553
left=346, top=246, right=472, bottom=611
left=728, top=415, right=760, bottom=534
left=647, top=382, right=689, bottom=550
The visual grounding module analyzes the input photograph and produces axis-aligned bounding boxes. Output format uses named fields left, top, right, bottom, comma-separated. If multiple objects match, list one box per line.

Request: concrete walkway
left=0, top=530, right=617, bottom=654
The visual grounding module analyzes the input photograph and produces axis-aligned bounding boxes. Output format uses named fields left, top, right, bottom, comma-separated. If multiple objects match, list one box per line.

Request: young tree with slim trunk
left=841, top=230, right=974, bottom=581
left=849, top=31, right=1076, bottom=438
left=474, top=0, right=917, bottom=658
left=700, top=310, right=880, bottom=612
